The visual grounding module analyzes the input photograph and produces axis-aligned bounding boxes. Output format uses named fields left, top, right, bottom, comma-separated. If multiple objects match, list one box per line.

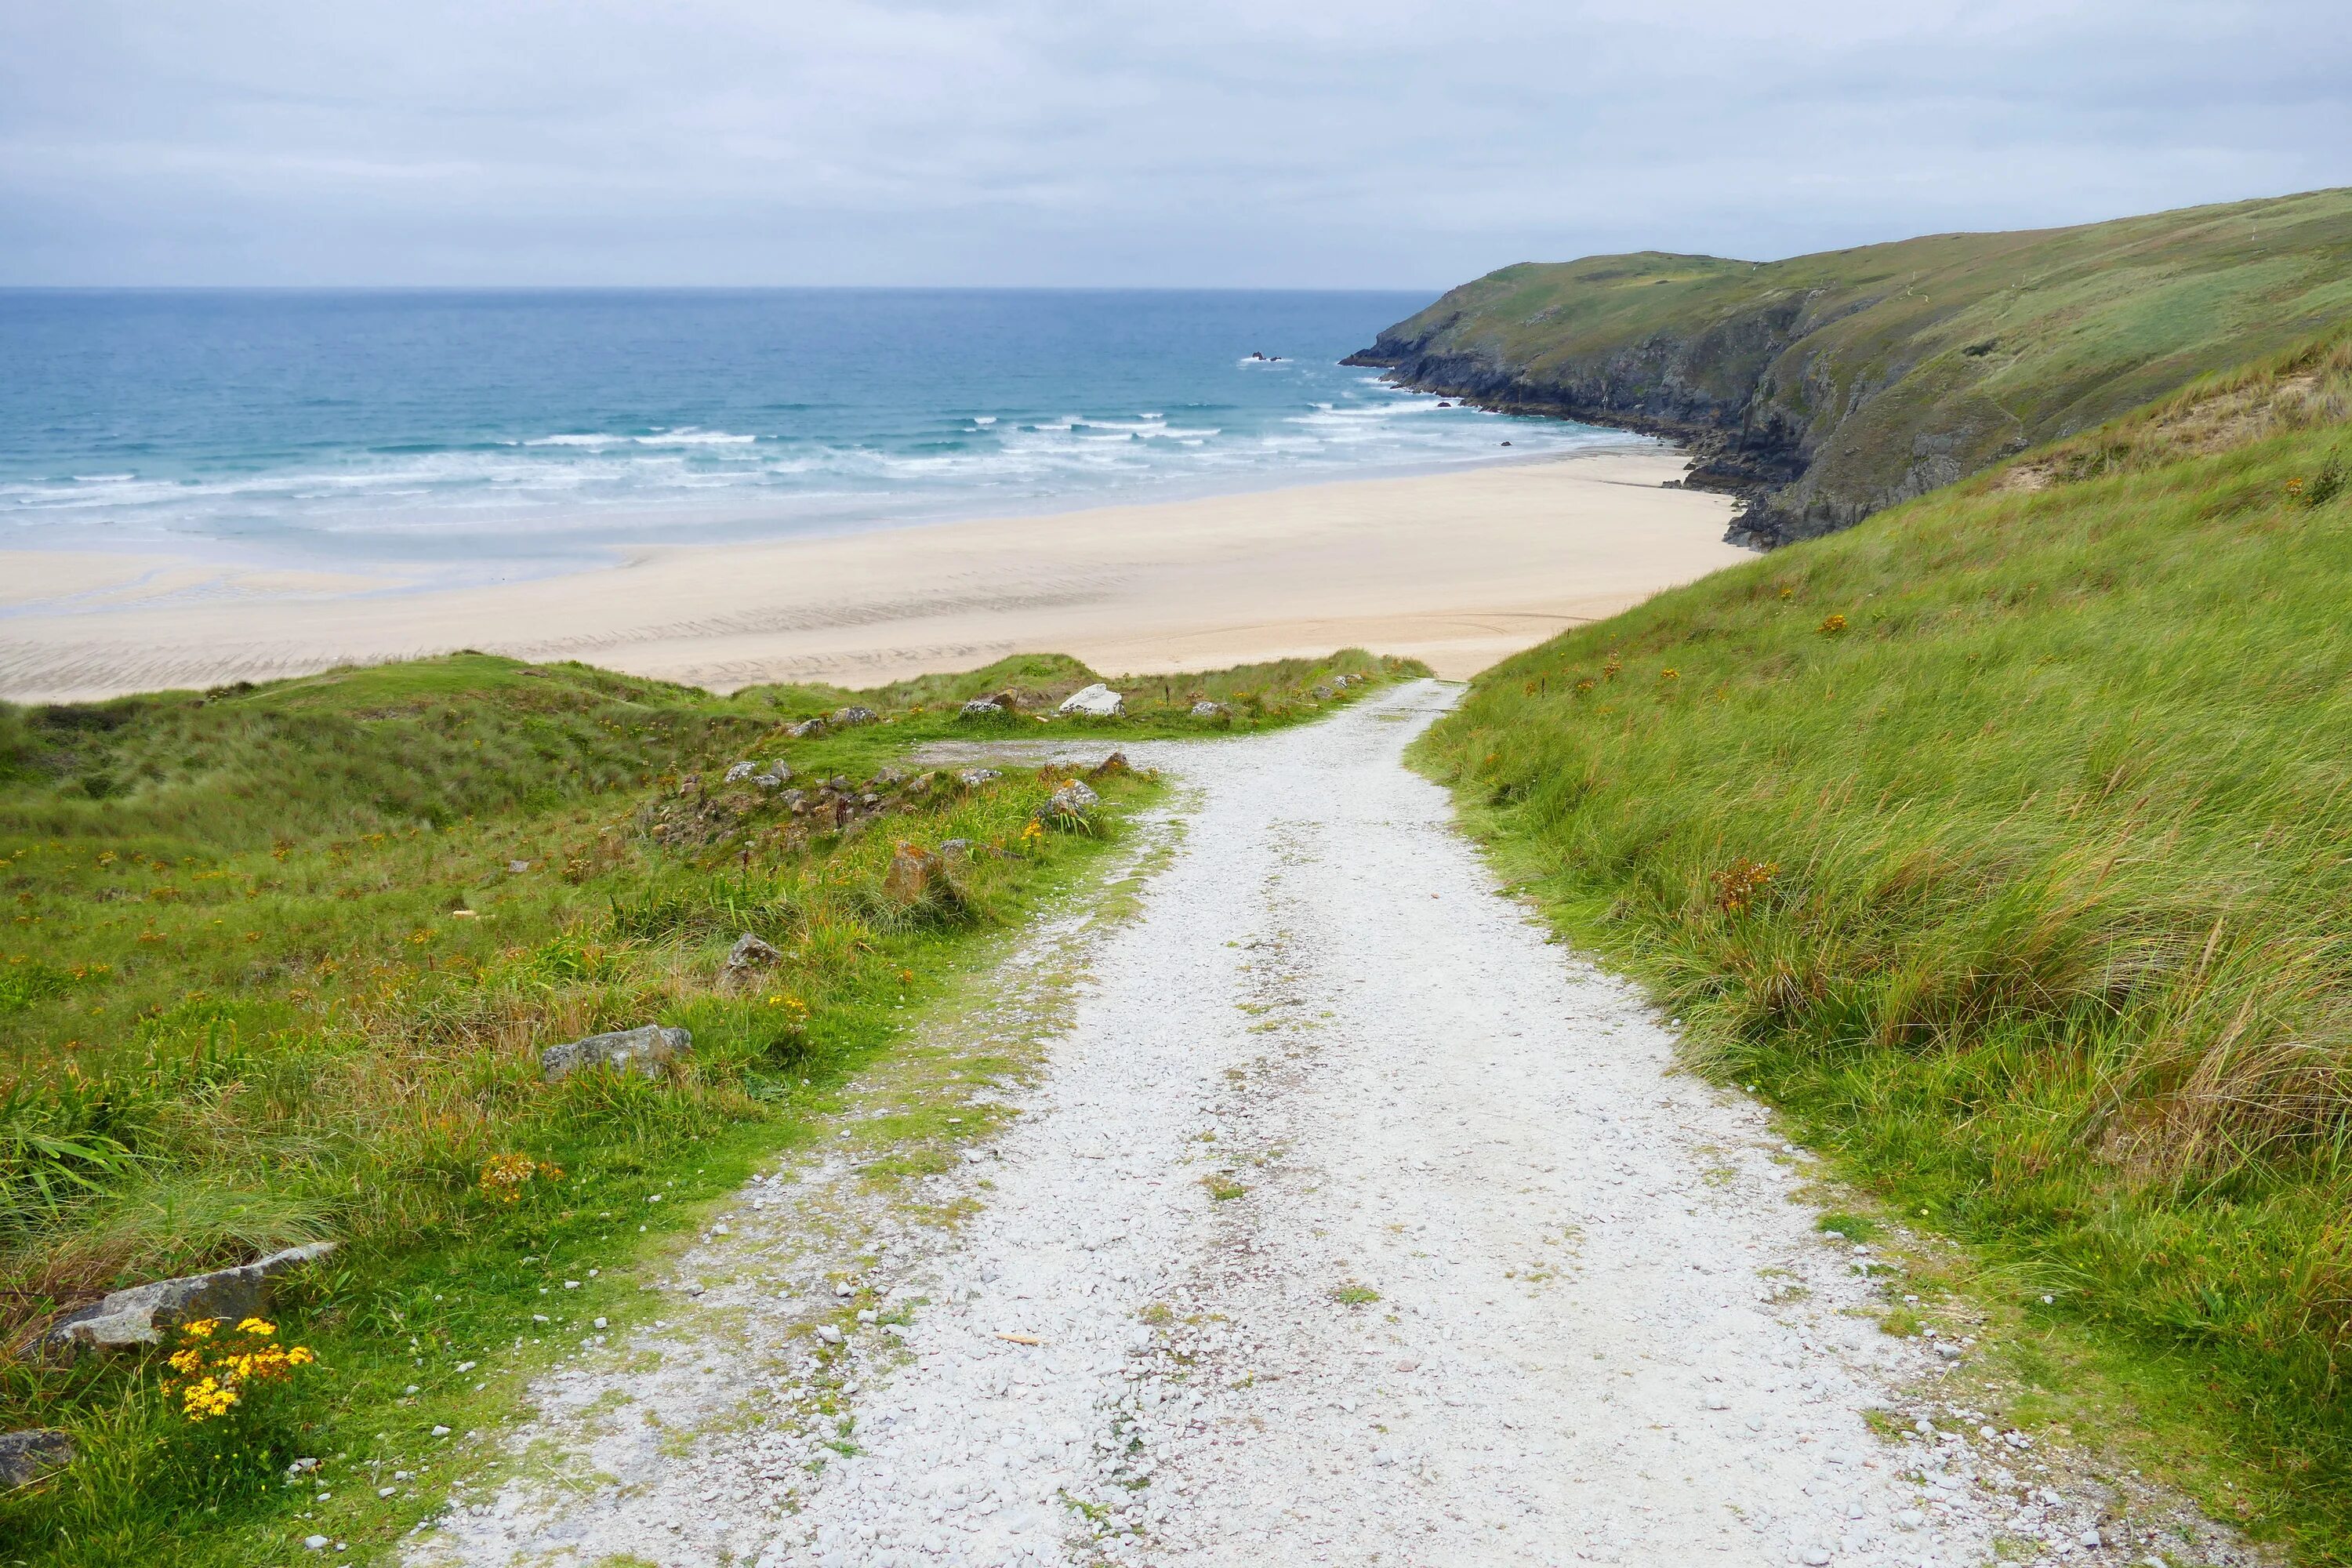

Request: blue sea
left=0, top=289, right=1632, bottom=586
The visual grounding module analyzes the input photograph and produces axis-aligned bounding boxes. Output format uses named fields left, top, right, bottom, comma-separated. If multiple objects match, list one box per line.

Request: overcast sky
left=3, top=0, right=2346, bottom=289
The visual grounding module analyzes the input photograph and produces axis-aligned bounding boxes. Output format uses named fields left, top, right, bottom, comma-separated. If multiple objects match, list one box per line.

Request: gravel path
left=408, top=680, right=2252, bottom=1568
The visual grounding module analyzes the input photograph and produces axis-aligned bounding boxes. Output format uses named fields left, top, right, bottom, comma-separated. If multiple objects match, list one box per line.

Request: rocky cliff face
left=1345, top=290, right=1959, bottom=549
left=1346, top=191, right=2352, bottom=548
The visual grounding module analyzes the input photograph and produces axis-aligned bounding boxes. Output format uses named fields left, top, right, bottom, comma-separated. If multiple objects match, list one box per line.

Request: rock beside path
left=1057, top=683, right=1124, bottom=717
left=540, top=1025, right=691, bottom=1082
left=40, top=1242, right=338, bottom=1353
left=1039, top=779, right=1101, bottom=820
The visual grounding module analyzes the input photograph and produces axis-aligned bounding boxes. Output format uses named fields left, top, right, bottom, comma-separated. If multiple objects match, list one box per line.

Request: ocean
left=0, top=289, right=1632, bottom=586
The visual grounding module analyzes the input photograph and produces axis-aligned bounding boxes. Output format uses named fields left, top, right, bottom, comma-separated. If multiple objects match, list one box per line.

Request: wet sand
left=0, top=450, right=1745, bottom=702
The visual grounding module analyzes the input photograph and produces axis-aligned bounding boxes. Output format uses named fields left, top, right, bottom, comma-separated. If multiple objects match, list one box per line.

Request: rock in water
left=722, top=933, right=781, bottom=986
left=1057, top=683, right=1125, bottom=717
left=40, top=1243, right=339, bottom=1353
left=540, top=1025, right=692, bottom=1082
left=0, top=1429, right=73, bottom=1486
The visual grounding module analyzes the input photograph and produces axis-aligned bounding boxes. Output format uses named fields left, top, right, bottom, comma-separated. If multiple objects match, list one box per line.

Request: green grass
left=0, top=645, right=1417, bottom=1566
left=1414, top=340, right=2352, bottom=1559
left=1354, top=186, right=2352, bottom=543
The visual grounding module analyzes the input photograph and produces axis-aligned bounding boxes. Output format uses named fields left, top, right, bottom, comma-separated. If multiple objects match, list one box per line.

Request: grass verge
left=1414, top=347, right=2352, bottom=1559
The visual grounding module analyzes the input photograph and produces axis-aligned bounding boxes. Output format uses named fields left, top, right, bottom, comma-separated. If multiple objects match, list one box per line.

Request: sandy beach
left=0, top=450, right=1744, bottom=702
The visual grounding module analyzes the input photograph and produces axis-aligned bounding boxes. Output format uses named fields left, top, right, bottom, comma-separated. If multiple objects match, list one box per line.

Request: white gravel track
left=408, top=680, right=2249, bottom=1568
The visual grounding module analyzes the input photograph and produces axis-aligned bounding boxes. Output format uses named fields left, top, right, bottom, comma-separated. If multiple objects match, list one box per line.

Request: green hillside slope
left=1351, top=187, right=2352, bottom=546
left=1415, top=332, right=2352, bottom=1557
left=0, top=646, right=1414, bottom=1566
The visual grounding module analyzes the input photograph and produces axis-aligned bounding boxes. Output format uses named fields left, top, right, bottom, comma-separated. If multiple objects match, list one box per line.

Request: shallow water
left=0, top=289, right=1627, bottom=586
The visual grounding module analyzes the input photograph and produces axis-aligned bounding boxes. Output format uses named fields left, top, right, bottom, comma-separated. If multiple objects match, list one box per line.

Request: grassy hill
left=0, top=645, right=1417, bottom=1566
left=1350, top=187, right=2352, bottom=546
left=1414, top=330, right=2352, bottom=1558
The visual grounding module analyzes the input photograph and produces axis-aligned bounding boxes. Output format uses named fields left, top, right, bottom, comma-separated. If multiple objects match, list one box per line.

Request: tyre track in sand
left=408, top=679, right=2258, bottom=1568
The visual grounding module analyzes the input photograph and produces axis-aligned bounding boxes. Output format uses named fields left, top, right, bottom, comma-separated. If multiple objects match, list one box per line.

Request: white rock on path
left=407, top=681, right=2255, bottom=1568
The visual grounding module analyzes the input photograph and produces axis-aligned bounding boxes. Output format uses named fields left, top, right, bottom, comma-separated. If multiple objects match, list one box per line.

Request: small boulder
left=831, top=706, right=880, bottom=728
left=40, top=1242, right=339, bottom=1354
left=786, top=717, right=826, bottom=739
left=1312, top=683, right=1336, bottom=699
left=938, top=838, right=972, bottom=859
left=1190, top=701, right=1230, bottom=719
left=959, top=695, right=1013, bottom=721
left=883, top=843, right=944, bottom=903
left=1089, top=752, right=1131, bottom=778
left=540, top=1025, right=691, bottom=1083
left=723, top=760, right=758, bottom=784
left=0, top=1429, right=74, bottom=1488
left=1039, top=779, right=1101, bottom=821
left=959, top=768, right=1002, bottom=787
left=1057, top=683, right=1125, bottom=717
left=722, top=933, right=781, bottom=986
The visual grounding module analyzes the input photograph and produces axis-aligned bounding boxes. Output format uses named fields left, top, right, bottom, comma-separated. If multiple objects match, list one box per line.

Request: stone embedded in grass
left=958, top=768, right=1001, bottom=788
left=1057, top=684, right=1125, bottom=717
left=884, top=843, right=946, bottom=903
left=0, top=1428, right=73, bottom=1488
left=1038, top=780, right=1100, bottom=822
left=38, top=1240, right=338, bottom=1354
left=959, top=695, right=1015, bottom=720
left=539, top=1024, right=691, bottom=1083
left=722, top=932, right=781, bottom=987
left=830, top=706, right=880, bottom=727
left=1190, top=701, right=1231, bottom=719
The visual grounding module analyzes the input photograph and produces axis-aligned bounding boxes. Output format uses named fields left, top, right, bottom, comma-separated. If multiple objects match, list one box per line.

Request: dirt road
left=408, top=681, right=2247, bottom=1568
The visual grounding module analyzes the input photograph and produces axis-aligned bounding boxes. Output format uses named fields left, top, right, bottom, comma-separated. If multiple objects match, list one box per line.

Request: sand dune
left=0, top=450, right=1744, bottom=702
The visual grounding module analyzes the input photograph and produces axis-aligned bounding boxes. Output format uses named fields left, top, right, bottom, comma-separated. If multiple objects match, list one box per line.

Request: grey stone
left=1189, top=701, right=1230, bottom=719
left=958, top=768, right=1001, bottom=787
left=830, top=706, right=879, bottom=727
left=0, top=1428, right=72, bottom=1489
left=723, top=934, right=781, bottom=986
left=959, top=696, right=1013, bottom=720
left=1039, top=779, right=1100, bottom=820
left=540, top=1024, right=692, bottom=1082
left=41, top=1241, right=338, bottom=1352
left=724, top=760, right=758, bottom=783
left=786, top=718, right=826, bottom=739
left=938, top=839, right=972, bottom=858
left=1057, top=683, right=1124, bottom=717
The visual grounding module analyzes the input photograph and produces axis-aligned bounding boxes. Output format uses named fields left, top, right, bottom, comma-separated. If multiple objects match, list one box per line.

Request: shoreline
left=0, top=449, right=1746, bottom=703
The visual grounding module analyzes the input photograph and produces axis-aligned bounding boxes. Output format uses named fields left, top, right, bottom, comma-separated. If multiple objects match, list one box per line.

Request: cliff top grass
left=0, top=644, right=1418, bottom=1566
left=1364, top=185, right=2352, bottom=539
left=1414, top=330, right=2352, bottom=1559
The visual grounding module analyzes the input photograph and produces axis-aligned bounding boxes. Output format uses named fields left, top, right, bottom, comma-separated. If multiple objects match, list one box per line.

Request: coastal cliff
left=1350, top=187, right=2352, bottom=546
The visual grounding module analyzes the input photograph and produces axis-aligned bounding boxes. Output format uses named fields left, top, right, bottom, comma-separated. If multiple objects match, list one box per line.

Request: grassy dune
left=0, top=645, right=1417, bottom=1565
left=1354, top=187, right=2352, bottom=543
left=1417, top=335, right=2352, bottom=1557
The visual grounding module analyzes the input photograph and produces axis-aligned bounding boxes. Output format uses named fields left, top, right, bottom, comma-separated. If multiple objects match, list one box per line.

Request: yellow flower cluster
left=163, top=1317, right=315, bottom=1424
left=478, top=1152, right=564, bottom=1203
